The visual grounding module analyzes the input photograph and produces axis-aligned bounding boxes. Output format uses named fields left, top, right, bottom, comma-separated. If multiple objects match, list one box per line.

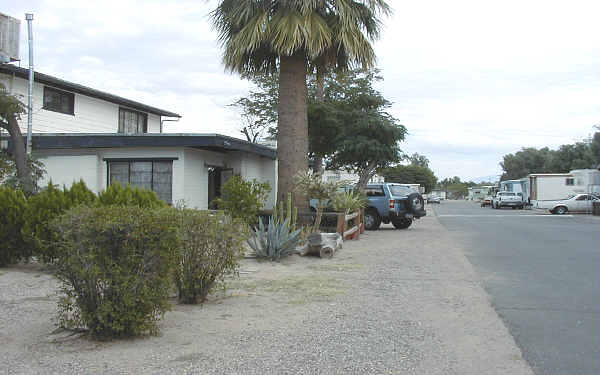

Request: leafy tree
left=230, top=73, right=279, bottom=142
left=500, top=147, right=554, bottom=180
left=0, top=151, right=45, bottom=192
left=591, top=131, right=600, bottom=167
left=211, top=0, right=390, bottom=208
left=0, top=83, right=33, bottom=193
left=380, top=164, right=437, bottom=193
left=407, top=153, right=429, bottom=168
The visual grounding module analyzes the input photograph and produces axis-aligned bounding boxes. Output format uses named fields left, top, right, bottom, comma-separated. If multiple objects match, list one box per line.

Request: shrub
left=0, top=187, right=28, bottom=266
left=22, top=182, right=71, bottom=264
left=98, top=182, right=166, bottom=209
left=174, top=209, right=246, bottom=304
left=52, top=205, right=178, bottom=339
left=215, top=175, right=270, bottom=227
left=331, top=190, right=367, bottom=214
left=294, top=171, right=345, bottom=232
left=247, top=217, right=301, bottom=261
left=65, top=179, right=97, bottom=206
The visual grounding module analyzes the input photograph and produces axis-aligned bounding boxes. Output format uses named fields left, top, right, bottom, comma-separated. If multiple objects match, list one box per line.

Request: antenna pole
left=26, top=13, right=34, bottom=156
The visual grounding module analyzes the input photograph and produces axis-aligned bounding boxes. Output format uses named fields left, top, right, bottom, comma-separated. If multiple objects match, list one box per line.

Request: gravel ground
left=0, top=209, right=533, bottom=375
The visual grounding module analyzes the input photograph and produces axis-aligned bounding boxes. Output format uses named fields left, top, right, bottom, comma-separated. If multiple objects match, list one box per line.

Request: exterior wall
left=0, top=73, right=161, bottom=134
left=34, top=146, right=277, bottom=210
left=530, top=175, right=576, bottom=202
left=322, top=170, right=384, bottom=184
left=570, top=169, right=600, bottom=195
left=37, top=152, right=99, bottom=191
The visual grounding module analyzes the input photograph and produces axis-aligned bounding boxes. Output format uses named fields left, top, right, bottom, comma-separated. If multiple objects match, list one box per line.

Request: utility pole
left=26, top=13, right=34, bottom=155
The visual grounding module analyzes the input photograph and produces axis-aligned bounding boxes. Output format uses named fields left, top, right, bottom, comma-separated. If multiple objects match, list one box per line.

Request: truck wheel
left=392, top=218, right=413, bottom=229
left=364, top=209, right=381, bottom=230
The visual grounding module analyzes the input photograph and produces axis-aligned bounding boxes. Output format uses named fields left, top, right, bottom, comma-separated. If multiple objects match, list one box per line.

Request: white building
left=1, top=65, right=277, bottom=209
left=528, top=173, right=576, bottom=203
left=570, top=169, right=600, bottom=196
left=321, top=169, right=384, bottom=184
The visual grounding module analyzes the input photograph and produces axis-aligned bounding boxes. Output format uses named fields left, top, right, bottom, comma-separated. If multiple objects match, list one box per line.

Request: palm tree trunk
left=277, top=53, right=309, bottom=209
left=313, top=69, right=325, bottom=175
left=4, top=115, right=33, bottom=193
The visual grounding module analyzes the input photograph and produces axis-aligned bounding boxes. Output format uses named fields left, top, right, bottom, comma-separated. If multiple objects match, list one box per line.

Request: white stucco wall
left=0, top=73, right=161, bottom=134
left=34, top=146, right=277, bottom=210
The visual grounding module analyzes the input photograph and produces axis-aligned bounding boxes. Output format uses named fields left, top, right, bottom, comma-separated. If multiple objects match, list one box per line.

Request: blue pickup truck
left=363, top=183, right=426, bottom=230
left=310, top=183, right=426, bottom=230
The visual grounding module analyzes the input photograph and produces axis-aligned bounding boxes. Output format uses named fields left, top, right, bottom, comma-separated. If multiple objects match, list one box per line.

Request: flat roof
left=0, top=64, right=181, bottom=118
left=29, top=133, right=276, bottom=159
left=528, top=173, right=572, bottom=177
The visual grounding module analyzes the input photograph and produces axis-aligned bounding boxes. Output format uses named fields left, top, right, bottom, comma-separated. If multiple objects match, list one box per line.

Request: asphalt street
left=433, top=200, right=600, bottom=375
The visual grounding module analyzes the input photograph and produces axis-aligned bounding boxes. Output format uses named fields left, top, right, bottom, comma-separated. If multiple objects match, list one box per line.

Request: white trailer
left=529, top=173, right=577, bottom=206
left=570, top=169, right=600, bottom=196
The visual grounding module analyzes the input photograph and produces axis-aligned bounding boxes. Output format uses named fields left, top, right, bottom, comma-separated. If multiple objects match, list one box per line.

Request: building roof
left=528, top=173, right=572, bottom=177
left=30, top=133, right=276, bottom=159
left=0, top=64, right=181, bottom=118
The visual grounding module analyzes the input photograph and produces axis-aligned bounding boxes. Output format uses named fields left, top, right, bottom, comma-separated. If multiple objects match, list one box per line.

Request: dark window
left=108, top=160, right=172, bottom=203
left=43, top=86, right=74, bottom=115
left=566, top=178, right=575, bottom=186
left=119, top=108, right=148, bottom=134
left=365, top=186, right=385, bottom=197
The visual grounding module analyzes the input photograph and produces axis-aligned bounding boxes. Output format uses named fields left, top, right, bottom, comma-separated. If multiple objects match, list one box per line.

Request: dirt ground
left=0, top=210, right=534, bottom=375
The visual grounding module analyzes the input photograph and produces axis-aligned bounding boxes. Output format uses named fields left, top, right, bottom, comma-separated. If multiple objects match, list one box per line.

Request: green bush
left=331, top=190, right=367, bottom=214
left=174, top=209, right=246, bottom=304
left=98, top=182, right=166, bottom=209
left=22, top=182, right=71, bottom=264
left=215, top=175, right=270, bottom=227
left=0, top=187, right=28, bottom=266
left=65, top=179, right=98, bottom=206
left=247, top=217, right=301, bottom=261
left=52, top=206, right=178, bottom=339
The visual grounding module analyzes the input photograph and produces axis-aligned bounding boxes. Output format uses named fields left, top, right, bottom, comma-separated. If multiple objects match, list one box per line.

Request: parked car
left=492, top=192, right=524, bottom=209
left=537, top=194, right=600, bottom=214
left=363, top=183, right=426, bottom=230
left=428, top=196, right=441, bottom=204
left=481, top=196, right=492, bottom=207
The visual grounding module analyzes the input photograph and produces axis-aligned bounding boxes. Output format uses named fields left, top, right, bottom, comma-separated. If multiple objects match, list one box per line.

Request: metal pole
left=26, top=13, right=34, bottom=155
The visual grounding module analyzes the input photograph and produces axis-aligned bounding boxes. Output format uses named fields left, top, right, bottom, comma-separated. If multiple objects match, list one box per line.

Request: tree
left=0, top=83, right=33, bottom=193
left=500, top=147, right=554, bottom=180
left=230, top=73, right=279, bottom=142
left=319, top=70, right=406, bottom=191
left=211, top=0, right=390, bottom=208
left=407, top=153, right=429, bottom=168
left=591, top=131, right=600, bottom=167
left=380, top=164, right=437, bottom=193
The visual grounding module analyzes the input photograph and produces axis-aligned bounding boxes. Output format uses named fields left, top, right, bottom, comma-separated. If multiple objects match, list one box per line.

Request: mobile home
left=528, top=173, right=576, bottom=203
left=570, top=169, right=600, bottom=196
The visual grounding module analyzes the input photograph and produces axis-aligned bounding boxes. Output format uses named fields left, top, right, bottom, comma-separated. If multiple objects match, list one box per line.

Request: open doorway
left=207, top=166, right=233, bottom=209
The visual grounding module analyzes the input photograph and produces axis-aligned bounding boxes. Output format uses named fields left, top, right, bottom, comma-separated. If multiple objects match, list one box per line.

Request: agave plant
left=248, top=217, right=302, bottom=261
left=332, top=191, right=368, bottom=214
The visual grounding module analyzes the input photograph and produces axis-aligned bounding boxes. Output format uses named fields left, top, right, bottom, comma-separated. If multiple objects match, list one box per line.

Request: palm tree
left=211, top=0, right=390, bottom=208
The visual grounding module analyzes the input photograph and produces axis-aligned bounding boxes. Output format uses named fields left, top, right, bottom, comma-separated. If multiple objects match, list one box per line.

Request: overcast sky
left=4, top=0, right=600, bottom=181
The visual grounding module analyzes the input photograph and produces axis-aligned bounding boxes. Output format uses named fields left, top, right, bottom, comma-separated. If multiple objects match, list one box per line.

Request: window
left=365, top=186, right=385, bottom=197
left=119, top=108, right=148, bottom=134
left=389, top=185, right=414, bottom=196
left=43, top=86, right=74, bottom=115
left=108, top=160, right=173, bottom=203
left=566, top=178, right=575, bottom=186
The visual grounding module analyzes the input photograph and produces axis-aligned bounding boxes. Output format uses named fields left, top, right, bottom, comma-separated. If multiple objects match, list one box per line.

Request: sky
left=4, top=0, right=600, bottom=181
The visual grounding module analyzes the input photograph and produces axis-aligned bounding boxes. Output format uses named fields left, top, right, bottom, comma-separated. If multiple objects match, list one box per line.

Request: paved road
left=433, top=201, right=600, bottom=375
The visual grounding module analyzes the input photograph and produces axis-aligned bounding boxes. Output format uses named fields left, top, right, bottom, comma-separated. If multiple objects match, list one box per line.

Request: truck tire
left=392, top=218, right=413, bottom=229
left=364, top=209, right=381, bottom=230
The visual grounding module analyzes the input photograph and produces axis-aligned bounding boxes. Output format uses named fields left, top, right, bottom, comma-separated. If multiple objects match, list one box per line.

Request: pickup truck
left=492, top=191, right=524, bottom=209
left=535, top=194, right=599, bottom=214
left=363, top=183, right=426, bottom=230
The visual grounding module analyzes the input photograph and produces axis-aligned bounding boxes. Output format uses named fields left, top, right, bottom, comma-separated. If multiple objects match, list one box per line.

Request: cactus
left=247, top=217, right=302, bottom=261
left=272, top=192, right=297, bottom=231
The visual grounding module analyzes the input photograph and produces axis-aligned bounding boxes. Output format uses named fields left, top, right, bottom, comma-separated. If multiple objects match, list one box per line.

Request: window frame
left=106, top=158, right=177, bottom=203
left=43, top=86, right=75, bottom=115
left=118, top=107, right=148, bottom=134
